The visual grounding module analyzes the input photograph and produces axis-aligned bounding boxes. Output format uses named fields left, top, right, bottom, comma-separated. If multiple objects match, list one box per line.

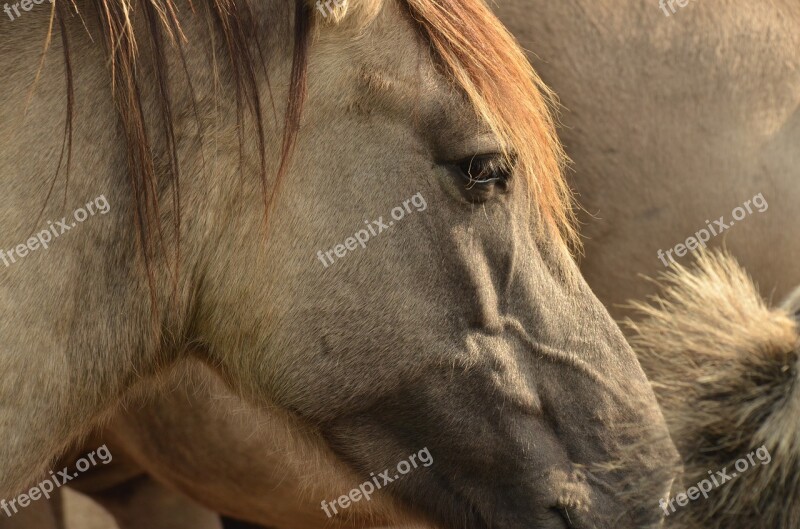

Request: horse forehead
left=353, top=66, right=437, bottom=111
left=342, top=63, right=486, bottom=141
left=310, top=4, right=486, bottom=129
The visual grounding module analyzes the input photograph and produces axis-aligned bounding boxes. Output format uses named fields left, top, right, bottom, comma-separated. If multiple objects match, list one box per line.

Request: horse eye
left=456, top=153, right=514, bottom=189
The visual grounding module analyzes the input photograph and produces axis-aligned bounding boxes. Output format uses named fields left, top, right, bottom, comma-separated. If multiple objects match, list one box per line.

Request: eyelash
left=456, top=154, right=513, bottom=188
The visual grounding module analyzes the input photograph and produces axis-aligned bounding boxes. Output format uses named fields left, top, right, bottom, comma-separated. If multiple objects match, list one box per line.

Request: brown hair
left=47, top=0, right=576, bottom=299
left=405, top=0, right=576, bottom=248
left=47, top=0, right=311, bottom=310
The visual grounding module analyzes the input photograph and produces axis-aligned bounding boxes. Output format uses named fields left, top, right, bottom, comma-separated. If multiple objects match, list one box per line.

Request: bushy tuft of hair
left=625, top=251, right=800, bottom=529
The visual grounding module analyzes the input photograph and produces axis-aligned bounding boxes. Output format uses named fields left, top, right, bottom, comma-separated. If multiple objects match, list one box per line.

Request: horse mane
left=404, top=0, right=576, bottom=248
left=625, top=251, right=800, bottom=529
left=47, top=0, right=576, bottom=294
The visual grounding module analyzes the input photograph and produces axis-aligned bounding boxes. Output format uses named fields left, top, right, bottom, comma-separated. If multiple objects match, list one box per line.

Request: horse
left=496, top=0, right=800, bottom=316
left=0, top=1, right=679, bottom=528
left=501, top=3, right=800, bottom=523
left=32, top=0, right=800, bottom=527
left=49, top=255, right=800, bottom=529
left=626, top=251, right=800, bottom=529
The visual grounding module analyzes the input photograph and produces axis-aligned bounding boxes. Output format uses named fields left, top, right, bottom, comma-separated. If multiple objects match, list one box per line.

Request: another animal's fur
left=626, top=251, right=800, bottom=529
left=497, top=0, right=800, bottom=317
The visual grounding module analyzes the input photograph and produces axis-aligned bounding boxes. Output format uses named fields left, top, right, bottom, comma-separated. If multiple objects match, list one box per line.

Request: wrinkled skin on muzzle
left=262, top=197, right=679, bottom=529
left=0, top=0, right=677, bottom=525
left=199, top=2, right=680, bottom=528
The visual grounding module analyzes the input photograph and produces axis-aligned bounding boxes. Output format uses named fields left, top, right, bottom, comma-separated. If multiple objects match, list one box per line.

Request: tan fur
left=497, top=0, right=800, bottom=318
left=0, top=494, right=60, bottom=529
left=93, top=360, right=430, bottom=528
left=500, top=2, right=800, bottom=525
left=3, top=484, right=223, bottom=529
left=1, top=0, right=676, bottom=528
left=41, top=1, right=800, bottom=526
left=626, top=251, right=800, bottom=529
